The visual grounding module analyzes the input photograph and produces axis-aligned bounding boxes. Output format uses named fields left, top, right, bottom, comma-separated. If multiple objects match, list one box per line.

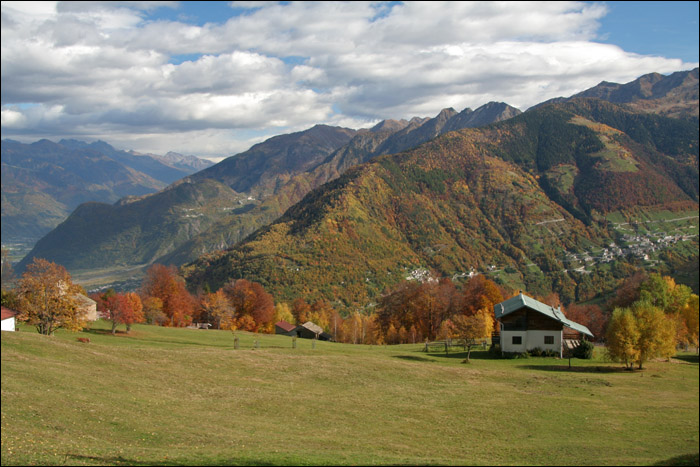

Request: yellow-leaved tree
left=17, top=258, right=87, bottom=335
left=606, top=307, right=640, bottom=369
left=200, top=289, right=234, bottom=330
left=452, top=308, right=494, bottom=363
left=606, top=301, right=676, bottom=370
left=633, top=301, right=676, bottom=369
left=681, top=294, right=699, bottom=352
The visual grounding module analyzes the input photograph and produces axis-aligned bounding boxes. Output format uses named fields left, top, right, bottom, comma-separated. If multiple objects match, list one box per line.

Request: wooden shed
left=275, top=320, right=297, bottom=336
left=297, top=321, right=333, bottom=341
left=494, top=292, right=593, bottom=357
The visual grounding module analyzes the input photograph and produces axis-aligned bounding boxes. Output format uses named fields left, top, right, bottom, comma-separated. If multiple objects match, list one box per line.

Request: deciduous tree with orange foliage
left=564, top=304, right=608, bottom=342
left=16, top=258, right=86, bottom=335
left=141, top=264, right=196, bottom=327
left=92, top=289, right=144, bottom=334
left=222, top=279, right=275, bottom=332
left=378, top=279, right=457, bottom=342
left=292, top=297, right=311, bottom=324
left=461, top=275, right=505, bottom=316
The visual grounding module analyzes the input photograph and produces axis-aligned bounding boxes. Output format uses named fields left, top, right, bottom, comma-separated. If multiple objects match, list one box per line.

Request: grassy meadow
left=1, top=320, right=698, bottom=466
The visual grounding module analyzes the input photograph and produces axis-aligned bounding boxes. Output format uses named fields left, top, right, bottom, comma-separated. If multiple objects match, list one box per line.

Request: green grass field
left=2, top=321, right=698, bottom=466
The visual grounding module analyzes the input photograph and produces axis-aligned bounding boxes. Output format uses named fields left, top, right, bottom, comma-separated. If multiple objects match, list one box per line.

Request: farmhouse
left=494, top=292, right=593, bottom=357
left=1, top=306, right=19, bottom=332
left=74, top=294, right=98, bottom=322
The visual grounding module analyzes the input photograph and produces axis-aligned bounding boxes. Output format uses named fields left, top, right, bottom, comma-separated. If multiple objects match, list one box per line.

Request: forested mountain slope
left=183, top=99, right=698, bottom=309
left=18, top=104, right=520, bottom=274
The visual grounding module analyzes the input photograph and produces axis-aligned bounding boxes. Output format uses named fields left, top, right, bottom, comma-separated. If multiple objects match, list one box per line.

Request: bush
left=501, top=351, right=530, bottom=359
left=573, top=340, right=595, bottom=359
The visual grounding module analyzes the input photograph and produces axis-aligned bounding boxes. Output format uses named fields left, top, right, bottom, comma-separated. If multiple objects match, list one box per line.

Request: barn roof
left=300, top=321, right=324, bottom=335
left=275, top=320, right=297, bottom=332
left=1, top=306, right=19, bottom=321
left=494, top=292, right=594, bottom=338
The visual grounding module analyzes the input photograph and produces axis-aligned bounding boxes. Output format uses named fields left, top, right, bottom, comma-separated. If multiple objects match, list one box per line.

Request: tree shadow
left=651, top=452, right=699, bottom=466
left=673, top=354, right=699, bottom=364
left=517, top=364, right=632, bottom=373
left=80, top=327, right=134, bottom=337
left=426, top=349, right=502, bottom=361
left=393, top=355, right=436, bottom=362
left=79, top=328, right=115, bottom=336
left=66, top=454, right=279, bottom=466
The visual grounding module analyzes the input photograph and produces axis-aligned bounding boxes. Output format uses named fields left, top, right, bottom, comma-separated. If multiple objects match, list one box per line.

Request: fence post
left=312, top=339, right=316, bottom=349
left=234, top=336, right=239, bottom=350
left=445, top=341, right=448, bottom=356
left=292, top=337, right=297, bottom=349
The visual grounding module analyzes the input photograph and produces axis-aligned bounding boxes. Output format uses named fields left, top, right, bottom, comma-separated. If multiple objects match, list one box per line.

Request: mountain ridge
left=12, top=69, right=699, bottom=296
left=182, top=98, right=698, bottom=309
left=17, top=102, right=521, bottom=274
left=1, top=138, right=214, bottom=245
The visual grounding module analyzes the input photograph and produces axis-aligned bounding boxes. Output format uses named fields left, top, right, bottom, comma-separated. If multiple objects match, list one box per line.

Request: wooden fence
left=423, top=338, right=489, bottom=354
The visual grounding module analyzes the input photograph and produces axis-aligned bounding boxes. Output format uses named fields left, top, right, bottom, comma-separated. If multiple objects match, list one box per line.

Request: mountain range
left=1, top=139, right=213, bottom=244
left=16, top=101, right=522, bottom=274
left=13, top=68, right=700, bottom=304
left=182, top=97, right=698, bottom=309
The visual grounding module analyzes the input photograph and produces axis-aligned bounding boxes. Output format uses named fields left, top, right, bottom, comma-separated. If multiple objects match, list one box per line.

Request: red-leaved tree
left=141, top=264, right=196, bottom=327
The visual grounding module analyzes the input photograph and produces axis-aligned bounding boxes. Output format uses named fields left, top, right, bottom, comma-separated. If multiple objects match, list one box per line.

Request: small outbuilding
left=297, top=321, right=333, bottom=341
left=494, top=292, right=593, bottom=357
left=1, top=306, right=19, bottom=332
left=74, top=294, right=98, bottom=322
left=275, top=320, right=297, bottom=336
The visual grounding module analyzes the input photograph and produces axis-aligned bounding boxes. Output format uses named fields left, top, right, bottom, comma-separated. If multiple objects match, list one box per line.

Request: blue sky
left=595, top=1, right=699, bottom=62
left=1, top=1, right=698, bottom=160
left=151, top=1, right=700, bottom=63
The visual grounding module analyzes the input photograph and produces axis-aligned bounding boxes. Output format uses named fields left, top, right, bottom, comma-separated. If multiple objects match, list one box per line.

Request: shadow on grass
left=67, top=454, right=279, bottom=466
left=393, top=355, right=436, bottom=362
left=673, top=354, right=699, bottom=364
left=67, top=453, right=453, bottom=466
left=426, top=349, right=502, bottom=361
left=80, top=328, right=123, bottom=336
left=517, top=364, right=632, bottom=373
left=652, top=452, right=699, bottom=466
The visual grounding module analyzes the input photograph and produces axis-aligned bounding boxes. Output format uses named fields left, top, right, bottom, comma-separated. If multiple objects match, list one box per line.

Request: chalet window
left=544, top=335, right=554, bottom=345
left=512, top=336, right=522, bottom=345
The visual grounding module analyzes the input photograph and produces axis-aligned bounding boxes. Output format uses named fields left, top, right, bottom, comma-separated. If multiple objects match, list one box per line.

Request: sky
left=1, top=1, right=698, bottom=162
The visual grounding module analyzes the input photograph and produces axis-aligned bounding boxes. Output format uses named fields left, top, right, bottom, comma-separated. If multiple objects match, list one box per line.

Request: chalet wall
left=1, top=317, right=16, bottom=332
left=500, top=330, right=562, bottom=357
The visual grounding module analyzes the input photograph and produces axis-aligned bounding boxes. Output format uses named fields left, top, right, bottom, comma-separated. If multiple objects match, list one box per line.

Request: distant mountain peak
left=572, top=68, right=699, bottom=118
left=369, top=119, right=411, bottom=133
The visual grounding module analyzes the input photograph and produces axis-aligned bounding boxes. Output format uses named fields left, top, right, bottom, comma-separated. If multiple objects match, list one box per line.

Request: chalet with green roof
left=494, top=292, right=593, bottom=357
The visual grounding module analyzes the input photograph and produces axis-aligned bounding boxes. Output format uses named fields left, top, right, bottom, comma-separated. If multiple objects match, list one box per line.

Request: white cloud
left=1, top=1, right=697, bottom=161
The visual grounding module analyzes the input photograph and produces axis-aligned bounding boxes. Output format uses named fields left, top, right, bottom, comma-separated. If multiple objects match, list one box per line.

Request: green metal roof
left=494, top=292, right=594, bottom=338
